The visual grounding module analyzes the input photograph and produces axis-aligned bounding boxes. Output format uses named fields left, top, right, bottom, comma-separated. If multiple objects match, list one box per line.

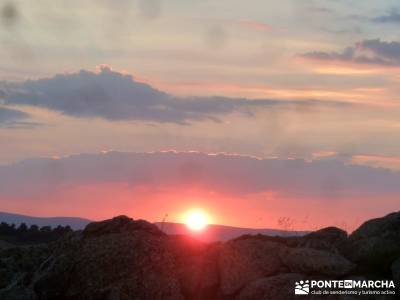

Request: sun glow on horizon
left=184, top=209, right=210, bottom=231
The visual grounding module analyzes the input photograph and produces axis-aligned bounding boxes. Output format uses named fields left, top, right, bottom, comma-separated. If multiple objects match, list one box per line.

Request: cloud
left=0, top=107, right=33, bottom=128
left=300, top=39, right=400, bottom=67
left=351, top=154, right=400, bottom=171
left=2, top=66, right=353, bottom=124
left=1, top=151, right=399, bottom=200
left=373, top=10, right=400, bottom=23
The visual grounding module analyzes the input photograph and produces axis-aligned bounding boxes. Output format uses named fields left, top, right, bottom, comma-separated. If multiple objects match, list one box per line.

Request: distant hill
left=155, top=222, right=308, bottom=242
left=0, top=212, right=307, bottom=240
left=0, top=211, right=92, bottom=230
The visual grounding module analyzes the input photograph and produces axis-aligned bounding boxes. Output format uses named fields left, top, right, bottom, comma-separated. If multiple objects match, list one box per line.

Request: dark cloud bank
left=1, top=151, right=399, bottom=200
left=0, top=107, right=32, bottom=128
left=302, top=39, right=400, bottom=67
left=373, top=10, right=400, bottom=24
left=1, top=66, right=352, bottom=125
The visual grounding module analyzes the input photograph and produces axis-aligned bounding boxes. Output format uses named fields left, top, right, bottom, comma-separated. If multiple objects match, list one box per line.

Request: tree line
left=0, top=222, right=73, bottom=244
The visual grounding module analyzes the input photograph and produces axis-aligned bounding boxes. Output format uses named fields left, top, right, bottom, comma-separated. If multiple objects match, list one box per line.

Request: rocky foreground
left=0, top=212, right=399, bottom=300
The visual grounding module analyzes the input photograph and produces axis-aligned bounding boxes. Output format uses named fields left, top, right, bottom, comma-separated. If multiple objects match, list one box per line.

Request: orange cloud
left=352, top=154, right=400, bottom=171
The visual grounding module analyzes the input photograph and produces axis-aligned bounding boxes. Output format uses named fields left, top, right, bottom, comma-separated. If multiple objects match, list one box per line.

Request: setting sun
left=184, top=209, right=210, bottom=231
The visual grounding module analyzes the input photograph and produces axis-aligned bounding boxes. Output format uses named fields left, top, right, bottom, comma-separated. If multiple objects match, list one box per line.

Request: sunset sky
left=1, top=0, right=400, bottom=231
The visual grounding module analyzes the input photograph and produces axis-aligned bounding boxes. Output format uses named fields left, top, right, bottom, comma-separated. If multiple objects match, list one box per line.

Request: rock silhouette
left=0, top=212, right=399, bottom=299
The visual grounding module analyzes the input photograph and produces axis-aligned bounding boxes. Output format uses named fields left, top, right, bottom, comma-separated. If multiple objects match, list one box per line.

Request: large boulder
left=2, top=212, right=400, bottom=300
left=218, top=237, right=286, bottom=296
left=83, top=215, right=162, bottom=237
left=34, top=216, right=184, bottom=300
left=299, top=227, right=348, bottom=253
left=280, top=247, right=355, bottom=277
left=345, top=212, right=400, bottom=271
left=0, top=286, right=36, bottom=300
left=167, top=235, right=220, bottom=300
left=236, top=273, right=304, bottom=300
left=392, top=258, right=400, bottom=283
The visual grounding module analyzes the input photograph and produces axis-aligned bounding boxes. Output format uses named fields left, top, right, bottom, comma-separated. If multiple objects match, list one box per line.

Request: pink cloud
left=237, top=19, right=273, bottom=32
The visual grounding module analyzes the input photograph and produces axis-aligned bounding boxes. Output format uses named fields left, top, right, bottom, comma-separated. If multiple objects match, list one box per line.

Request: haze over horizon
left=1, top=0, right=400, bottom=231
